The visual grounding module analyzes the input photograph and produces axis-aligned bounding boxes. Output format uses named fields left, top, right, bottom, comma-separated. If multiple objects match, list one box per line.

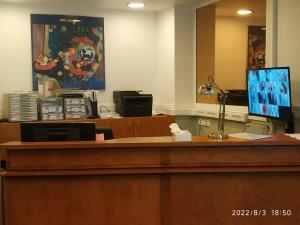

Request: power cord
left=99, top=105, right=110, bottom=113
left=243, top=120, right=272, bottom=134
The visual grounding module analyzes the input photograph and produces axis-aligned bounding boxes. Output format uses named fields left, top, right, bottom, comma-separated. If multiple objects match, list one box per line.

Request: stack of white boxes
left=3, top=92, right=38, bottom=122
left=39, top=98, right=64, bottom=121
left=64, top=97, right=87, bottom=119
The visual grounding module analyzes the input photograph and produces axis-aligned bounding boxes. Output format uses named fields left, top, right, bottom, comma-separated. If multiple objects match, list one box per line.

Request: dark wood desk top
left=0, top=134, right=299, bottom=150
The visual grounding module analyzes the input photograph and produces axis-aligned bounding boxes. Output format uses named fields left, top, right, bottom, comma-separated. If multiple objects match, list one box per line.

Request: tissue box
left=172, top=130, right=192, bottom=142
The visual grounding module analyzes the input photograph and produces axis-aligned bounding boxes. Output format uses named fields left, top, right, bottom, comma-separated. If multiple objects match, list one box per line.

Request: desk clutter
left=3, top=92, right=38, bottom=122
left=3, top=91, right=97, bottom=122
left=3, top=90, right=153, bottom=122
left=39, top=97, right=64, bottom=121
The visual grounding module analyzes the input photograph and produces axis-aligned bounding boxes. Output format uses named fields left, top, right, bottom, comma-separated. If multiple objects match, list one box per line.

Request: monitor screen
left=247, top=67, right=292, bottom=121
left=21, top=122, right=96, bottom=142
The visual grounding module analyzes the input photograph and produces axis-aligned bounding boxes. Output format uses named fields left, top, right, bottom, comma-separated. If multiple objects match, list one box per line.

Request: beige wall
left=277, top=0, right=300, bottom=107
left=215, top=16, right=266, bottom=90
left=196, top=5, right=217, bottom=104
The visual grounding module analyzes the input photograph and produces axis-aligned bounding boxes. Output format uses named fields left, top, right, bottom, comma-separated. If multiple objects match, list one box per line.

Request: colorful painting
left=31, top=14, right=105, bottom=90
left=247, top=26, right=266, bottom=69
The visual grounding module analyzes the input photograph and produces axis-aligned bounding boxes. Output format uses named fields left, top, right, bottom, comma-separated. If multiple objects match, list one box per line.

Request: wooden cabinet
left=85, top=115, right=175, bottom=138
left=0, top=122, right=20, bottom=143
left=132, top=116, right=175, bottom=137
left=98, top=116, right=175, bottom=138
left=0, top=115, right=175, bottom=143
left=104, top=117, right=133, bottom=138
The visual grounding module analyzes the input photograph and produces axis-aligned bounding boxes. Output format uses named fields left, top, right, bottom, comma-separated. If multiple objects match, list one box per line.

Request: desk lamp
left=198, top=76, right=229, bottom=139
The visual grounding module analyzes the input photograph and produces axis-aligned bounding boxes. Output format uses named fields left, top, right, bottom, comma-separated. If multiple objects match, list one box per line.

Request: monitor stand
left=268, top=114, right=295, bottom=134
left=285, top=113, right=295, bottom=134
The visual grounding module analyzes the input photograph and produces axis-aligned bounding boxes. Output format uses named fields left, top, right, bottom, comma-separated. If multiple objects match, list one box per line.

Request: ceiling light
left=127, top=2, right=145, bottom=9
left=236, top=9, right=253, bottom=15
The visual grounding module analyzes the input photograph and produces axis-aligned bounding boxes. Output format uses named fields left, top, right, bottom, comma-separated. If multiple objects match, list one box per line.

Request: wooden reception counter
left=1, top=135, right=300, bottom=225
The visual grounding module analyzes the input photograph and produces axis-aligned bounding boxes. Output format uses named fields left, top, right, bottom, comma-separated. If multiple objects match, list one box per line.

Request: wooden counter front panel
left=4, top=174, right=162, bottom=225
left=168, top=173, right=300, bottom=225
left=167, top=146, right=300, bottom=167
left=7, top=148, right=163, bottom=170
left=2, top=136, right=300, bottom=225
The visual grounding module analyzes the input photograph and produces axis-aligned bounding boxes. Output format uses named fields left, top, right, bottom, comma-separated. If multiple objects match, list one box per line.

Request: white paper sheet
left=229, top=133, right=272, bottom=140
left=285, top=133, right=300, bottom=140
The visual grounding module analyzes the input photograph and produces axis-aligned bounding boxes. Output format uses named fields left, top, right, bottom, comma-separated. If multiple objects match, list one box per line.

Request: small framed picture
left=247, top=25, right=266, bottom=69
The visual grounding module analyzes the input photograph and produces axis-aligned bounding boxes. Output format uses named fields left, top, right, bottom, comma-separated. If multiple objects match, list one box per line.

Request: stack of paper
left=4, top=92, right=38, bottom=122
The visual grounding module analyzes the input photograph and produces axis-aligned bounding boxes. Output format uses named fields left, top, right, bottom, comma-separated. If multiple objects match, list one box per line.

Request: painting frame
left=247, top=25, right=266, bottom=69
left=31, top=14, right=105, bottom=90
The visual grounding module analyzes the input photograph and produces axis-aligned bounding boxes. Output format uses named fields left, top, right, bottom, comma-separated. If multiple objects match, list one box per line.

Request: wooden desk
left=1, top=135, right=300, bottom=225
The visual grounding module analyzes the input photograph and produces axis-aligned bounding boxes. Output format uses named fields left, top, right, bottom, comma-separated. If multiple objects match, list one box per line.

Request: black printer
left=113, top=91, right=153, bottom=117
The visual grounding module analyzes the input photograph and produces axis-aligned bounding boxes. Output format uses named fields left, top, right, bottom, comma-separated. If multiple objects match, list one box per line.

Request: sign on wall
left=31, top=14, right=105, bottom=90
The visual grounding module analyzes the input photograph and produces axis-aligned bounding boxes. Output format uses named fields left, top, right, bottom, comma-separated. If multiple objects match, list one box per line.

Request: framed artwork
left=247, top=26, right=266, bottom=69
left=31, top=14, right=105, bottom=90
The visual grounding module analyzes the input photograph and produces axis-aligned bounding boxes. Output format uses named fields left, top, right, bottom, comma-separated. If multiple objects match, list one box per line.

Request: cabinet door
left=87, top=118, right=132, bottom=138
left=93, top=118, right=111, bottom=128
left=107, top=117, right=133, bottom=138
left=0, top=123, right=20, bottom=143
left=133, top=115, right=175, bottom=137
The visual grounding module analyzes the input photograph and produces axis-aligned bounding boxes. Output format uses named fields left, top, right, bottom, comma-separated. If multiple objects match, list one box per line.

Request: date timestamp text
left=232, top=209, right=292, bottom=217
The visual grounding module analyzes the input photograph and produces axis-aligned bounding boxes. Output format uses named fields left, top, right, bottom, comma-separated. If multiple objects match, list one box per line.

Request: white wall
left=0, top=2, right=158, bottom=114
left=277, top=0, right=300, bottom=106
left=4, top=1, right=299, bottom=121
left=104, top=10, right=157, bottom=103
left=174, top=5, right=196, bottom=108
left=155, top=8, right=175, bottom=107
left=0, top=2, right=198, bottom=116
left=0, top=4, right=33, bottom=95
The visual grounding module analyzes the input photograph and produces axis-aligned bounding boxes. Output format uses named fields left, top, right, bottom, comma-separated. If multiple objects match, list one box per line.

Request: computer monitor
left=21, top=122, right=96, bottom=142
left=246, top=67, right=292, bottom=121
